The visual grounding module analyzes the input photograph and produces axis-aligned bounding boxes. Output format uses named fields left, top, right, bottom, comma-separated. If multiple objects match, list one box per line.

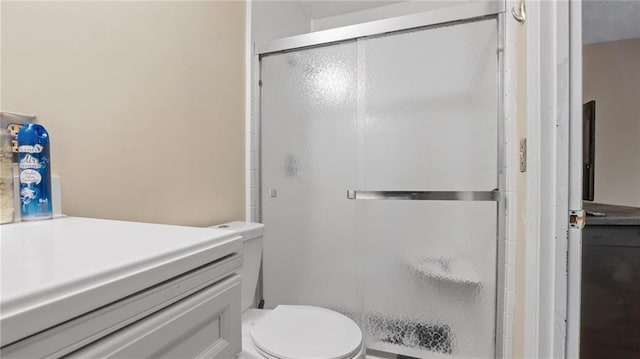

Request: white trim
left=524, top=0, right=541, bottom=356
left=538, top=0, right=563, bottom=355
left=525, top=1, right=575, bottom=357
left=551, top=3, right=571, bottom=358
left=245, top=0, right=252, bottom=221
left=566, top=0, right=583, bottom=357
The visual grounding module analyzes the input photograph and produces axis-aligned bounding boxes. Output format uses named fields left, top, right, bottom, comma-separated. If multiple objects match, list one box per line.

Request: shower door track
left=256, top=2, right=508, bottom=357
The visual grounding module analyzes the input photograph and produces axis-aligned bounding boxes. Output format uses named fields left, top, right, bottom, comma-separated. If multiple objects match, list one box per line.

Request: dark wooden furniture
left=581, top=203, right=640, bottom=359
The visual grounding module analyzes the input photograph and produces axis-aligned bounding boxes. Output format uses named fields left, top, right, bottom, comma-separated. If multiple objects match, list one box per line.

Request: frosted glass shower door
left=260, top=42, right=359, bottom=314
left=261, top=16, right=501, bottom=359
left=354, top=18, right=500, bottom=358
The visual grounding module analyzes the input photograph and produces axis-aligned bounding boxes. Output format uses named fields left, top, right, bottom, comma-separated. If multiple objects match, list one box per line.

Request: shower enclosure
left=258, top=4, right=505, bottom=358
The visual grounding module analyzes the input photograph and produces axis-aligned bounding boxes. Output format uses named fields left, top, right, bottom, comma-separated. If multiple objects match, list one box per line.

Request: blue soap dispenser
left=17, top=123, right=52, bottom=220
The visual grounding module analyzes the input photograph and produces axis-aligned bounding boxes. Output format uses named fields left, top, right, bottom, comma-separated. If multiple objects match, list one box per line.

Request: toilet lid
left=251, top=305, right=363, bottom=359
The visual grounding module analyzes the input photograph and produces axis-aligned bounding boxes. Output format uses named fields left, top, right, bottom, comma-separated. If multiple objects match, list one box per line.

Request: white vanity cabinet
left=0, top=217, right=243, bottom=359
left=67, top=274, right=241, bottom=359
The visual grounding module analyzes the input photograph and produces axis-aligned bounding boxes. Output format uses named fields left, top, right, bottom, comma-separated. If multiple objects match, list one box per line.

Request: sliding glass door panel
left=355, top=18, right=500, bottom=358
left=357, top=19, right=499, bottom=192
left=356, top=201, right=497, bottom=357
left=261, top=42, right=360, bottom=314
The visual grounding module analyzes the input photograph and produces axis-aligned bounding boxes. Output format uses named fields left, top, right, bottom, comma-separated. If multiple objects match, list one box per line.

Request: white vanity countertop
left=0, top=217, right=241, bottom=346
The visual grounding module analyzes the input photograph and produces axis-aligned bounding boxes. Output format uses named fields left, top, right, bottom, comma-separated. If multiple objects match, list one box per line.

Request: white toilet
left=214, top=222, right=365, bottom=359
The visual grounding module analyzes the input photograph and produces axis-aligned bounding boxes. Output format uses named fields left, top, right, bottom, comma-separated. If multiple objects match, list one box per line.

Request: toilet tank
left=211, top=221, right=264, bottom=312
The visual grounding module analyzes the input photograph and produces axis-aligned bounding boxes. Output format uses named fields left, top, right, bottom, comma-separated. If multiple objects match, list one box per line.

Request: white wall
left=311, top=0, right=473, bottom=31
left=252, top=1, right=310, bottom=44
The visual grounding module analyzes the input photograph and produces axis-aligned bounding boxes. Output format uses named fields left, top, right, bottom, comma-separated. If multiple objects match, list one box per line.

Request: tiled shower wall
left=246, top=1, right=310, bottom=222
left=247, top=51, right=260, bottom=222
left=501, top=8, right=524, bottom=358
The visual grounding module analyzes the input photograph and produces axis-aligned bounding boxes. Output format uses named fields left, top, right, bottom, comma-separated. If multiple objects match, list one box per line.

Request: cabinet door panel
left=68, top=275, right=241, bottom=359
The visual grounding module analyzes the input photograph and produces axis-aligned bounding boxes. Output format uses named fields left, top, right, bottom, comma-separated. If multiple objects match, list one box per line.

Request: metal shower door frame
left=256, top=2, right=508, bottom=357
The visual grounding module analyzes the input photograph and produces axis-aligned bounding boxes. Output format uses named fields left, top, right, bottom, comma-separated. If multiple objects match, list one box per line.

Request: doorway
left=580, top=2, right=640, bottom=358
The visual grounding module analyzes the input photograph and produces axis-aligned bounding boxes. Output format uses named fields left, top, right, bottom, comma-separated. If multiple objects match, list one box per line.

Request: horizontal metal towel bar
left=346, top=189, right=500, bottom=201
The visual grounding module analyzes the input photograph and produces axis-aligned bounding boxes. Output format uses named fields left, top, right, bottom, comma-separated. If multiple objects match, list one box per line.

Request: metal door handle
left=346, top=189, right=499, bottom=201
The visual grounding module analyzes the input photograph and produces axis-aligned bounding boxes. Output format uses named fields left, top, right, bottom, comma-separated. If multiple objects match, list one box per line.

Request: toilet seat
left=250, top=305, right=363, bottom=359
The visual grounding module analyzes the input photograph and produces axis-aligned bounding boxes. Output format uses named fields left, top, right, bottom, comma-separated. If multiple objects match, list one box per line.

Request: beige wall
left=1, top=1, right=246, bottom=226
left=583, top=38, right=640, bottom=207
